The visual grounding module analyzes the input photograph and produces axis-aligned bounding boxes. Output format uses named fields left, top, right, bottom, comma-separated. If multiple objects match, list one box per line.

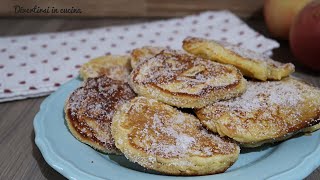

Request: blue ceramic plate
left=34, top=78, right=320, bottom=180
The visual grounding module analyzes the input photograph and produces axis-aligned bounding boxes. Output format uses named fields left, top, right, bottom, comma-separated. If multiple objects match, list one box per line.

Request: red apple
left=264, top=0, right=311, bottom=39
left=290, top=1, right=320, bottom=71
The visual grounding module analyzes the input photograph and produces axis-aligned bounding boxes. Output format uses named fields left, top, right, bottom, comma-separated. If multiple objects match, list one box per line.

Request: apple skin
left=290, top=1, right=320, bottom=71
left=264, top=0, right=311, bottom=39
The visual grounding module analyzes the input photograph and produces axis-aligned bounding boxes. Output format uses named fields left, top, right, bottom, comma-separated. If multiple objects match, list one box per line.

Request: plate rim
left=34, top=78, right=320, bottom=180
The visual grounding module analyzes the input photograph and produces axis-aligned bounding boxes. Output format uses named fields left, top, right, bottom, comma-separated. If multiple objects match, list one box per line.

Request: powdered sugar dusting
left=131, top=49, right=241, bottom=96
left=219, top=41, right=270, bottom=62
left=80, top=55, right=131, bottom=81
left=125, top=97, right=238, bottom=160
left=218, top=79, right=303, bottom=112
left=66, top=75, right=136, bottom=150
left=197, top=78, right=320, bottom=143
left=131, top=46, right=167, bottom=68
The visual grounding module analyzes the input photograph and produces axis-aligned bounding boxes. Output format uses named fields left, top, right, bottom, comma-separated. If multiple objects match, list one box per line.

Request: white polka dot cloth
left=0, top=11, right=279, bottom=102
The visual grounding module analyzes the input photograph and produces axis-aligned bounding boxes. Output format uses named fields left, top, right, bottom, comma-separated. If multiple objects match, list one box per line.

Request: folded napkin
left=0, top=11, right=279, bottom=102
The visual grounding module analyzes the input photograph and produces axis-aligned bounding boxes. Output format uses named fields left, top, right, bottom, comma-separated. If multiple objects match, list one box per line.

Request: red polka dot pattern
left=54, top=83, right=61, bottom=87
left=0, top=11, right=279, bottom=102
left=4, top=89, right=12, bottom=93
left=29, top=86, right=37, bottom=90
left=20, top=63, right=27, bottom=67
left=30, top=70, right=36, bottom=74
